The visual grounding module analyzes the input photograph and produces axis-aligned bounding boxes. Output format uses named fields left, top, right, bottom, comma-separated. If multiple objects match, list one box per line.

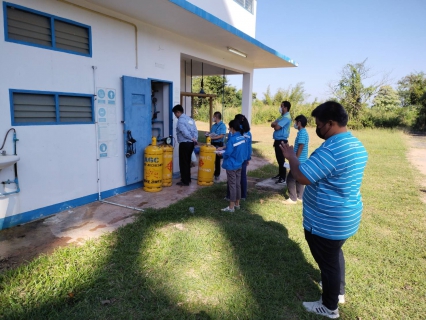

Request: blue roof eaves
left=169, top=0, right=298, bottom=67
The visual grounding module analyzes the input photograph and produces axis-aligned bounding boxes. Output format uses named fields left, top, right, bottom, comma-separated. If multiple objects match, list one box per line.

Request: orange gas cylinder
left=197, top=137, right=216, bottom=186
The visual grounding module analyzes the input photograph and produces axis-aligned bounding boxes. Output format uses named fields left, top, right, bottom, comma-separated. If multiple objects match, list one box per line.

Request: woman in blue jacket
left=226, top=114, right=252, bottom=200
left=218, top=120, right=247, bottom=212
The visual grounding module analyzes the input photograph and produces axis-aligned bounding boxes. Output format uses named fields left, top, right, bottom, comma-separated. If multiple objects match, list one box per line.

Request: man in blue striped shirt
left=281, top=101, right=368, bottom=319
left=283, top=115, right=309, bottom=204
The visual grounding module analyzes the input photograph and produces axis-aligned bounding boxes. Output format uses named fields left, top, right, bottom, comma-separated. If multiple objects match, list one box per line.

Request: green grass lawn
left=0, top=128, right=425, bottom=319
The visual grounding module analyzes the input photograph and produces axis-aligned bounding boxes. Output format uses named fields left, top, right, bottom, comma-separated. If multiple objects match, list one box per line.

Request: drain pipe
left=57, top=0, right=138, bottom=69
left=0, top=129, right=20, bottom=197
left=92, top=66, right=144, bottom=212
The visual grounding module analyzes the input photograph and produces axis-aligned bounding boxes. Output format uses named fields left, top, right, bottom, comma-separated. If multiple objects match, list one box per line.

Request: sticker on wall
left=99, top=142, right=108, bottom=158
left=96, top=87, right=118, bottom=158
left=107, top=89, right=116, bottom=105
left=97, top=89, right=106, bottom=104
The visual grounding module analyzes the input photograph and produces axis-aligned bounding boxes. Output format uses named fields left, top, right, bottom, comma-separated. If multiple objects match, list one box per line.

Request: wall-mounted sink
left=0, top=155, right=20, bottom=170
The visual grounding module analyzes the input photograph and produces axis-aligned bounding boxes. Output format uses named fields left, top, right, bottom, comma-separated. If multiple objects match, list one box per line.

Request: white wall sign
left=97, top=88, right=118, bottom=158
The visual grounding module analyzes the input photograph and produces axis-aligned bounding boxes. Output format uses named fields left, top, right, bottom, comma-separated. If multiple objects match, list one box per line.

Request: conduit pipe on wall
left=57, top=0, right=139, bottom=69
left=92, top=66, right=144, bottom=212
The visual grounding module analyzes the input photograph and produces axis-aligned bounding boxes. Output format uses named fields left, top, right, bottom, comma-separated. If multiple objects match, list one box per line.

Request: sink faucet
left=1, top=150, right=6, bottom=156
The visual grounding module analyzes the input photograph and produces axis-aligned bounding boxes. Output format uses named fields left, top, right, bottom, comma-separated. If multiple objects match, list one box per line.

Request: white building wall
left=187, top=0, right=257, bottom=37
left=0, top=0, right=254, bottom=226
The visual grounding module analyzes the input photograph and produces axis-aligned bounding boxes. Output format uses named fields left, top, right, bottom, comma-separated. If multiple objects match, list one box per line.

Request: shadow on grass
left=0, top=183, right=332, bottom=319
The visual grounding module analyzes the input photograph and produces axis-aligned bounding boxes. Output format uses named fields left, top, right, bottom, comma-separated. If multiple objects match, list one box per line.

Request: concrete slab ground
left=0, top=155, right=269, bottom=270
left=255, top=178, right=286, bottom=192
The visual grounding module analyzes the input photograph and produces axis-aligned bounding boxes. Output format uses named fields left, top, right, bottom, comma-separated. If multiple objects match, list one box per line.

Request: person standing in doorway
left=283, top=115, right=309, bottom=204
left=280, top=101, right=368, bottom=319
left=172, top=104, right=198, bottom=186
left=208, top=111, right=227, bottom=181
left=271, top=101, right=291, bottom=184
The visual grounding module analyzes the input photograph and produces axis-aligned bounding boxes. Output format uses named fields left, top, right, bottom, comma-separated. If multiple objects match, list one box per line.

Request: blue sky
left=229, top=0, right=426, bottom=102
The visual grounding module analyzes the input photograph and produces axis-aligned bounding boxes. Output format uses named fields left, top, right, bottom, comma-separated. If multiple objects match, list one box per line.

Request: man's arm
left=280, top=142, right=311, bottom=185
left=296, top=144, right=304, bottom=158
left=212, top=134, right=225, bottom=140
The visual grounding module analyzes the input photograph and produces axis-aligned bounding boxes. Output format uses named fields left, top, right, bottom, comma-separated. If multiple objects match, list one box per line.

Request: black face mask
left=316, top=122, right=331, bottom=140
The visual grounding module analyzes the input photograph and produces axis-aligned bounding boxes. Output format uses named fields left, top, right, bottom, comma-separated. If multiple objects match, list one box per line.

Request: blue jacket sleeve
left=223, top=136, right=234, bottom=160
left=247, top=132, right=252, bottom=160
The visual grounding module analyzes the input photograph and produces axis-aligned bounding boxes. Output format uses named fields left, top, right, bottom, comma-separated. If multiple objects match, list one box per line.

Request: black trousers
left=179, top=142, right=194, bottom=184
left=212, top=142, right=223, bottom=177
left=304, top=229, right=346, bottom=311
left=274, top=139, right=288, bottom=179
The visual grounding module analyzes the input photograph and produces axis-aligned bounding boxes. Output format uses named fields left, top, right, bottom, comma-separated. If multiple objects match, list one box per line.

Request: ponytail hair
left=234, top=114, right=250, bottom=133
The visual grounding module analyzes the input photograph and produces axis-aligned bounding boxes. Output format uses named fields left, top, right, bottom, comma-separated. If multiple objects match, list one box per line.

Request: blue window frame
left=10, top=89, right=95, bottom=126
left=233, top=0, right=254, bottom=14
left=3, top=2, right=92, bottom=57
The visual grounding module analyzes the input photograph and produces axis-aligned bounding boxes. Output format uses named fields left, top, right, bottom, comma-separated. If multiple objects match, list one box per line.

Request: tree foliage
left=372, top=85, right=400, bottom=111
left=330, top=59, right=387, bottom=120
left=397, top=72, right=426, bottom=107
left=192, top=75, right=241, bottom=109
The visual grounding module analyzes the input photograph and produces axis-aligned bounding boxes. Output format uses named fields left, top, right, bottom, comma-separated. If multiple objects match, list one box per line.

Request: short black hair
left=311, top=101, right=348, bottom=126
left=229, top=119, right=244, bottom=135
left=214, top=111, right=222, bottom=120
left=172, top=104, right=183, bottom=113
left=282, top=101, right=291, bottom=111
left=294, top=115, right=308, bottom=127
left=234, top=114, right=250, bottom=132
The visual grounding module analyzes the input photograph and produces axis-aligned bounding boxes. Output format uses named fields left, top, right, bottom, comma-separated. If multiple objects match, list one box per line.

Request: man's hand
left=279, top=141, right=293, bottom=159
left=271, top=121, right=277, bottom=128
left=279, top=141, right=311, bottom=185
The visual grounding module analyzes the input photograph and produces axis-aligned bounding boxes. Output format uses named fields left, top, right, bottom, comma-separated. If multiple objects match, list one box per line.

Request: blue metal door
left=122, top=76, right=151, bottom=185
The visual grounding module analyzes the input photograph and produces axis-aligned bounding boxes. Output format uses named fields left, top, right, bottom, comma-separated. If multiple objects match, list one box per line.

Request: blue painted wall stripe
left=0, top=182, right=143, bottom=230
left=168, top=0, right=298, bottom=66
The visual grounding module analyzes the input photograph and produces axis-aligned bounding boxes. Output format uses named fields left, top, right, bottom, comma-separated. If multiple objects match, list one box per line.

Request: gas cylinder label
left=145, top=157, right=160, bottom=163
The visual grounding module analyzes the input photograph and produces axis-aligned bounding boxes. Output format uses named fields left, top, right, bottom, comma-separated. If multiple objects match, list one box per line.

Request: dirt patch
left=405, top=133, right=426, bottom=203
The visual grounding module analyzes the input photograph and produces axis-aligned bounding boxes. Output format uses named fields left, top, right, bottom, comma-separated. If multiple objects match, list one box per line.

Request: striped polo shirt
left=299, top=131, right=368, bottom=240
left=294, top=128, right=309, bottom=163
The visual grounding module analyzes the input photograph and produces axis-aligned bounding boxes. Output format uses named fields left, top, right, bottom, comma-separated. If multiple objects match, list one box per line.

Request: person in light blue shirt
left=172, top=104, right=198, bottom=186
left=283, top=115, right=309, bottom=204
left=281, top=101, right=368, bottom=319
left=271, top=101, right=292, bottom=184
left=208, top=111, right=227, bottom=180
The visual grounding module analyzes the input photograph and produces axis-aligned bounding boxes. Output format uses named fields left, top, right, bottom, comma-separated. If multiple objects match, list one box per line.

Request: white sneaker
left=234, top=205, right=241, bottom=210
left=302, top=301, right=339, bottom=319
left=282, top=198, right=297, bottom=205
left=319, top=281, right=345, bottom=304
left=221, top=206, right=234, bottom=212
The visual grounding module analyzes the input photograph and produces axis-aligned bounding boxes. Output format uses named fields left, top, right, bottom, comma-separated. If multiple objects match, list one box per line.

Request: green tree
left=397, top=72, right=426, bottom=107
left=330, top=59, right=387, bottom=120
left=262, top=85, right=273, bottom=105
left=192, top=75, right=240, bottom=108
left=372, top=85, right=400, bottom=111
